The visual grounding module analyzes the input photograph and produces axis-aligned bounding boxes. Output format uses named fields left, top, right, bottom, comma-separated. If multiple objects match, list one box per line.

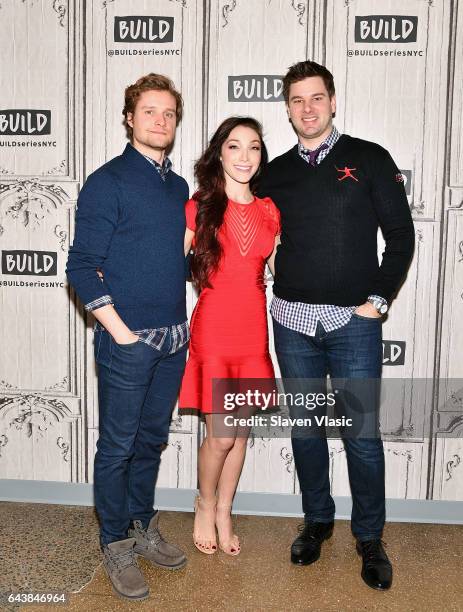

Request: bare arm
left=184, top=227, right=195, bottom=256
left=267, top=235, right=281, bottom=277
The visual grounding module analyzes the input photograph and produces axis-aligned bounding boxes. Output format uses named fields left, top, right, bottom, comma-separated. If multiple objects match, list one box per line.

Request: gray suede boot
left=102, top=537, right=149, bottom=601
left=129, top=513, right=187, bottom=570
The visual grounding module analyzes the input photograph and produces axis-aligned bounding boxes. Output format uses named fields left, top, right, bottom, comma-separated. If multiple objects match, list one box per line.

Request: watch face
left=368, top=297, right=387, bottom=314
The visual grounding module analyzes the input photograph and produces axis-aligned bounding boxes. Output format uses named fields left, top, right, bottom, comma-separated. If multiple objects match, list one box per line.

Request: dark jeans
left=93, top=329, right=187, bottom=545
left=273, top=315, right=385, bottom=542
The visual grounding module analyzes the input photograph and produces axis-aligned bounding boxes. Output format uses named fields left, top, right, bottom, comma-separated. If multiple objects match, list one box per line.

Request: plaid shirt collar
left=142, top=153, right=172, bottom=181
left=298, top=125, right=341, bottom=164
left=128, top=144, right=172, bottom=180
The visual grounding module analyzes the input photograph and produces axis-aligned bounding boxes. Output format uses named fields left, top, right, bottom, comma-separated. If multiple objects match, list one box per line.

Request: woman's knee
left=205, top=435, right=237, bottom=453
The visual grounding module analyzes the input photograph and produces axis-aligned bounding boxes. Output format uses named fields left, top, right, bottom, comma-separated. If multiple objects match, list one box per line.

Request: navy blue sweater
left=66, top=144, right=189, bottom=329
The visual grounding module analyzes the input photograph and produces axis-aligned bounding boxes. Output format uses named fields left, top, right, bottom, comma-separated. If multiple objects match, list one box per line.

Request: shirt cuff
left=84, top=295, right=114, bottom=312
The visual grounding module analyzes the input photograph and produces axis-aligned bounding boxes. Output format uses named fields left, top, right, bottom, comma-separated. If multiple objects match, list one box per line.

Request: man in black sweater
left=259, top=61, right=414, bottom=590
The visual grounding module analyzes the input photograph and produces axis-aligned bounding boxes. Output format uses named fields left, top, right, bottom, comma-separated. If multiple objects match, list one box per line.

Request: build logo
left=228, top=76, right=283, bottom=102
left=0, top=110, right=51, bottom=135
left=2, top=250, right=57, bottom=276
left=382, top=341, right=406, bottom=366
left=355, top=16, right=418, bottom=43
left=114, top=16, right=174, bottom=42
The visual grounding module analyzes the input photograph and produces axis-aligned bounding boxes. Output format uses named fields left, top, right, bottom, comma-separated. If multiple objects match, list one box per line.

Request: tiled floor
left=2, top=502, right=463, bottom=611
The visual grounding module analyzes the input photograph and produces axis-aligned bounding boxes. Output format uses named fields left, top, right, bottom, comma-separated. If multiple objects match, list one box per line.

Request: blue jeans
left=272, top=315, right=385, bottom=542
left=93, top=329, right=187, bottom=545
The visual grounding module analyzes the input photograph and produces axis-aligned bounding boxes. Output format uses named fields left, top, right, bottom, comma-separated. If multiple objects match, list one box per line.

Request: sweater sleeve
left=367, top=148, right=415, bottom=302
left=256, top=166, right=271, bottom=200
left=66, top=170, right=119, bottom=308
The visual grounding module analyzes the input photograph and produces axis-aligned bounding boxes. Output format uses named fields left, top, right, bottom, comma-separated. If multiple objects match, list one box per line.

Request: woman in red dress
left=179, top=117, right=280, bottom=556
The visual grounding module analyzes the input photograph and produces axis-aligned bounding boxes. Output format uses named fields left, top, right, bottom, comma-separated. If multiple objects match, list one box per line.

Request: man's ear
left=330, top=94, right=336, bottom=118
left=127, top=112, right=133, bottom=128
left=286, top=104, right=291, bottom=122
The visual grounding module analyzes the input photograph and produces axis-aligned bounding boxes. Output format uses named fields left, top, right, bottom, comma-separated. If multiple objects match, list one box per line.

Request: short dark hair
left=123, top=73, right=183, bottom=139
left=282, top=61, right=335, bottom=103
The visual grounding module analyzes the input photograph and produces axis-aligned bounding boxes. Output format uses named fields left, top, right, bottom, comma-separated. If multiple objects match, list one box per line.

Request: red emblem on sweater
left=336, top=166, right=359, bottom=182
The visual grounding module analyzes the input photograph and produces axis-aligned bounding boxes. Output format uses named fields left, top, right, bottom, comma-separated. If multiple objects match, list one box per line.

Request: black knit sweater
left=259, top=134, right=415, bottom=305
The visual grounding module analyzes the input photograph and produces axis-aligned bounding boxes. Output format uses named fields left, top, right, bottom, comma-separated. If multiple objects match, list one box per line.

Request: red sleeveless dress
left=178, top=196, right=281, bottom=413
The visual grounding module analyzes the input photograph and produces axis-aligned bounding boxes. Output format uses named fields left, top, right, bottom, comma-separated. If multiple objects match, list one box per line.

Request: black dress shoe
left=290, top=520, right=334, bottom=565
left=356, top=539, right=392, bottom=590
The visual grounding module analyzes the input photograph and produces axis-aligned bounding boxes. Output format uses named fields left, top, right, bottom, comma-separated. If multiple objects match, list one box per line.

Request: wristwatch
left=367, top=295, right=388, bottom=315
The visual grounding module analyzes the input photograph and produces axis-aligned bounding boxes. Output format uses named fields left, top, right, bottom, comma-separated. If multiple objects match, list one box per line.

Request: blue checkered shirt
left=94, top=320, right=189, bottom=354
left=270, top=126, right=379, bottom=337
left=141, top=151, right=172, bottom=181
left=86, top=149, right=189, bottom=353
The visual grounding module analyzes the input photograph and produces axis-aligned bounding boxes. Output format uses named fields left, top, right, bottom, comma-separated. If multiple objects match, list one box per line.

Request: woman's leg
left=215, top=435, right=248, bottom=553
left=214, top=420, right=251, bottom=554
left=193, top=414, right=235, bottom=552
left=216, top=435, right=248, bottom=506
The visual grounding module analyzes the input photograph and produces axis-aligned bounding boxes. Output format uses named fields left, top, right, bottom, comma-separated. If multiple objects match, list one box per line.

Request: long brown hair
left=191, top=116, right=268, bottom=291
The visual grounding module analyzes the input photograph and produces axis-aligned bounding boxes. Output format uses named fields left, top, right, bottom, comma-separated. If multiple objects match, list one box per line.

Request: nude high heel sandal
left=215, top=504, right=241, bottom=556
left=193, top=495, right=217, bottom=554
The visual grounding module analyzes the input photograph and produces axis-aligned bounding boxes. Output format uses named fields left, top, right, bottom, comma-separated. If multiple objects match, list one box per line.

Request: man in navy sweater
left=260, top=61, right=414, bottom=590
left=66, top=74, right=189, bottom=601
